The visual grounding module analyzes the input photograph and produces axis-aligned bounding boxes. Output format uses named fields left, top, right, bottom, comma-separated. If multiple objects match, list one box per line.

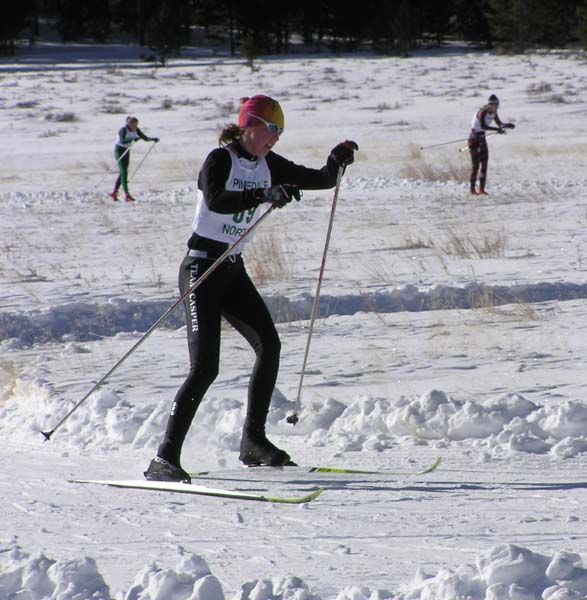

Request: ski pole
left=92, top=143, right=135, bottom=191
left=128, top=140, right=157, bottom=184
left=419, top=136, right=471, bottom=151
left=113, top=144, right=133, bottom=168
left=458, top=131, right=498, bottom=152
left=40, top=203, right=278, bottom=442
left=286, top=166, right=344, bottom=426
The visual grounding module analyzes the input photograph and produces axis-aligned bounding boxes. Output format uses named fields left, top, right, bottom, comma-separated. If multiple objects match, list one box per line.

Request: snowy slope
left=1, top=44, right=587, bottom=599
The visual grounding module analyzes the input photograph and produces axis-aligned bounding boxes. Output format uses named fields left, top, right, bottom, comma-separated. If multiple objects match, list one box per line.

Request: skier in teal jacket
left=110, top=116, right=159, bottom=202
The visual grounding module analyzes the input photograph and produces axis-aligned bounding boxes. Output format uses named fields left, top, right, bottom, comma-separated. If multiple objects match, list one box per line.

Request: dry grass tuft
left=247, top=230, right=295, bottom=286
left=526, top=81, right=553, bottom=95
left=526, top=81, right=567, bottom=103
left=0, top=362, right=18, bottom=405
left=102, top=102, right=126, bottom=114
left=391, top=236, right=432, bottom=251
left=407, top=143, right=423, bottom=161
left=45, top=112, right=78, bottom=122
left=438, top=228, right=507, bottom=259
left=468, top=287, right=541, bottom=321
left=401, top=153, right=468, bottom=182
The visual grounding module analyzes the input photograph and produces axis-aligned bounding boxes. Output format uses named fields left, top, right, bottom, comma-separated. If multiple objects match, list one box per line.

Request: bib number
left=233, top=207, right=257, bottom=224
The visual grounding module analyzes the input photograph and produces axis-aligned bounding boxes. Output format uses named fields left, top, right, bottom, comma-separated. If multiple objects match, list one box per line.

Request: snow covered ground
left=1, top=43, right=587, bottom=599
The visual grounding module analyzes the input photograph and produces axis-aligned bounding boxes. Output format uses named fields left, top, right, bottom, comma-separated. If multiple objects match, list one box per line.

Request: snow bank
left=0, top=298, right=185, bottom=346
left=0, top=541, right=222, bottom=600
left=308, top=390, right=587, bottom=459
left=0, top=375, right=168, bottom=450
left=3, top=282, right=587, bottom=346
left=0, top=539, right=111, bottom=600
left=0, top=375, right=286, bottom=455
left=125, top=548, right=223, bottom=600
left=2, top=376, right=587, bottom=460
left=2, top=540, right=586, bottom=600
left=235, top=575, right=320, bottom=600
left=394, top=544, right=587, bottom=599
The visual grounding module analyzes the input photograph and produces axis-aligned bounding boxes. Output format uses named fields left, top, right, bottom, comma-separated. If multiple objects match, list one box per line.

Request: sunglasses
left=249, top=113, right=283, bottom=136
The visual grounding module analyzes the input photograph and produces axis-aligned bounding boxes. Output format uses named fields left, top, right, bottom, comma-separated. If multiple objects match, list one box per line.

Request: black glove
left=262, top=184, right=301, bottom=208
left=504, top=123, right=515, bottom=129
left=330, top=140, right=359, bottom=167
left=151, top=137, right=160, bottom=143
left=497, top=128, right=506, bottom=134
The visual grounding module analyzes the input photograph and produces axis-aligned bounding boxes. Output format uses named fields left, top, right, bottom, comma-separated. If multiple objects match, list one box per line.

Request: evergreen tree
left=115, top=0, right=140, bottom=43
left=7, top=0, right=584, bottom=59
left=577, top=1, right=587, bottom=48
left=418, top=0, right=454, bottom=46
left=369, top=0, right=397, bottom=53
left=526, top=0, right=576, bottom=47
left=56, top=0, right=85, bottom=42
left=86, top=0, right=111, bottom=43
left=240, top=32, right=259, bottom=70
left=296, top=0, right=322, bottom=48
left=0, top=0, right=34, bottom=54
left=144, top=0, right=191, bottom=64
left=454, top=0, right=492, bottom=47
left=328, top=0, right=371, bottom=51
left=489, top=0, right=578, bottom=51
left=394, top=0, right=416, bottom=56
left=55, top=0, right=110, bottom=42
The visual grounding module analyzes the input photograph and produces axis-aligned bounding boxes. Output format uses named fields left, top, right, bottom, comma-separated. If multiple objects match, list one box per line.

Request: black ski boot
left=144, top=457, right=191, bottom=483
left=239, top=434, right=296, bottom=467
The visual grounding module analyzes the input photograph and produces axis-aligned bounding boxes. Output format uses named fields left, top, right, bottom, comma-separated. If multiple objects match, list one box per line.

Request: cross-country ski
left=189, top=457, right=442, bottom=480
left=70, top=479, right=323, bottom=504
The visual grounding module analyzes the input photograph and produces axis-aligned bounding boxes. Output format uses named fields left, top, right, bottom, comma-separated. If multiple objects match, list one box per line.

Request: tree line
left=3, top=0, right=587, bottom=59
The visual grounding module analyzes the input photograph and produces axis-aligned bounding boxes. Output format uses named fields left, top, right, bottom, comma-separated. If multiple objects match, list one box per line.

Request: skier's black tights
left=157, top=254, right=281, bottom=467
left=468, top=136, right=489, bottom=192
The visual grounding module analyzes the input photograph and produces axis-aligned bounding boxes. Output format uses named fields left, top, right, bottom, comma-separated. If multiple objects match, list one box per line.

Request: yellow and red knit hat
left=237, top=95, right=284, bottom=130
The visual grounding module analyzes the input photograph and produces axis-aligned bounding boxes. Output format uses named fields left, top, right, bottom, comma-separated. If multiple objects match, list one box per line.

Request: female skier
left=145, top=95, right=357, bottom=482
left=468, top=94, right=515, bottom=195
left=110, top=116, right=159, bottom=202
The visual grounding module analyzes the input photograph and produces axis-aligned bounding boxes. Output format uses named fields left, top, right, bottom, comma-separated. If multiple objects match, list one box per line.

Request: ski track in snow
left=2, top=279, right=587, bottom=346
left=2, top=181, right=587, bottom=347
left=1, top=45, right=587, bottom=599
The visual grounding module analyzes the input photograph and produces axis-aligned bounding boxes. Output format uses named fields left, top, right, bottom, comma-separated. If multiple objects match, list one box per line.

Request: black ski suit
left=157, top=141, right=340, bottom=467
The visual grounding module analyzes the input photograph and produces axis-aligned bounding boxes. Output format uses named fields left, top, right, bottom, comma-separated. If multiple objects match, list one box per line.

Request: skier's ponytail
left=219, top=123, right=243, bottom=146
